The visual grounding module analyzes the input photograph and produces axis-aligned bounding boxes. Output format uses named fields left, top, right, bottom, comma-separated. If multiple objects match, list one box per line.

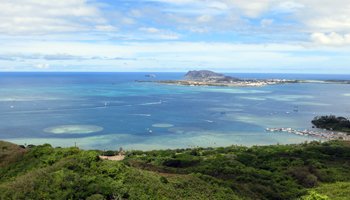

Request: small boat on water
left=104, top=102, right=109, bottom=107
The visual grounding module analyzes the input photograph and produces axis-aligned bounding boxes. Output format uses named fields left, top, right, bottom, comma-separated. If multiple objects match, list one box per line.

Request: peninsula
left=138, top=70, right=299, bottom=87
left=137, top=70, right=350, bottom=87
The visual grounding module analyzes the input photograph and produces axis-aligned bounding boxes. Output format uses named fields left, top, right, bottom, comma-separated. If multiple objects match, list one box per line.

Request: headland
left=138, top=70, right=299, bottom=87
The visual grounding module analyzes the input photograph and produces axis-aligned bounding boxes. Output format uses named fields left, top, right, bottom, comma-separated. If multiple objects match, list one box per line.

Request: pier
left=266, top=127, right=350, bottom=141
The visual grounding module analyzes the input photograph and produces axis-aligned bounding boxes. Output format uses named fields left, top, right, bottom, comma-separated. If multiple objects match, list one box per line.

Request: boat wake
left=138, top=101, right=163, bottom=106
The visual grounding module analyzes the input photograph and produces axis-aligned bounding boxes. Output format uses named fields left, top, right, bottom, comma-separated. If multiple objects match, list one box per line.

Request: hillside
left=1, top=140, right=350, bottom=200
left=0, top=141, right=27, bottom=168
left=184, top=70, right=240, bottom=82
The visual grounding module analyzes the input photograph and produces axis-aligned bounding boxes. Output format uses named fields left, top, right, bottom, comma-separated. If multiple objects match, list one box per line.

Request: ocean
left=1, top=72, right=350, bottom=150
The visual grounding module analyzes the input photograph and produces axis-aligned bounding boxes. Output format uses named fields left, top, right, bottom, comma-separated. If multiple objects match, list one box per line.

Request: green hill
left=1, top=140, right=350, bottom=200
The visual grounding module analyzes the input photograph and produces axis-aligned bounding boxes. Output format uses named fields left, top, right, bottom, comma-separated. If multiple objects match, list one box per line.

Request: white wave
left=0, top=96, right=62, bottom=102
left=152, top=123, right=174, bottom=128
left=138, top=101, right=162, bottom=106
left=44, top=125, right=103, bottom=134
left=130, top=114, right=152, bottom=117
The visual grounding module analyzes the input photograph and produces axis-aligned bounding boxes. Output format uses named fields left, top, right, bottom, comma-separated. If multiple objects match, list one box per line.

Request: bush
left=103, top=151, right=115, bottom=156
left=302, top=191, right=329, bottom=200
left=160, top=176, right=169, bottom=184
left=289, top=167, right=319, bottom=187
left=86, top=194, right=105, bottom=200
left=162, top=157, right=200, bottom=168
left=312, top=115, right=350, bottom=132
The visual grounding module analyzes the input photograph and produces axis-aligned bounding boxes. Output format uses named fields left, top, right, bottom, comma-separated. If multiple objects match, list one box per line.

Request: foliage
left=126, top=141, right=350, bottom=200
left=307, top=182, right=350, bottom=200
left=103, top=150, right=116, bottom=156
left=0, top=141, right=239, bottom=200
left=301, top=191, right=329, bottom=200
left=312, top=115, right=350, bottom=133
left=1, top=140, right=350, bottom=199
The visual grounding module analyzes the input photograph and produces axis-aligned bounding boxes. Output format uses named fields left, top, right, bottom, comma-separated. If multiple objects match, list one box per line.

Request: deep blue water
left=1, top=72, right=350, bottom=150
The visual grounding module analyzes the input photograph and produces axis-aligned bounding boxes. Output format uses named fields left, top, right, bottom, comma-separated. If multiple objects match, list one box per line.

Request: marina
left=266, top=127, right=350, bottom=141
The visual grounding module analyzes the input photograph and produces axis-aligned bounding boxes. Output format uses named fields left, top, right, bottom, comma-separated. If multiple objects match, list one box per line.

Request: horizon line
left=1, top=71, right=350, bottom=75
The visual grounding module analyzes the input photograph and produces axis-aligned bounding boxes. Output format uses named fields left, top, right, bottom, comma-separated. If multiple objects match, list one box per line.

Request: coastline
left=266, top=127, right=350, bottom=141
left=136, top=79, right=299, bottom=87
left=136, top=79, right=350, bottom=87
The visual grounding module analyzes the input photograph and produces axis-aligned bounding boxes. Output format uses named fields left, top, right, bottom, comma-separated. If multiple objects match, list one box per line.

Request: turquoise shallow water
left=1, top=72, right=350, bottom=150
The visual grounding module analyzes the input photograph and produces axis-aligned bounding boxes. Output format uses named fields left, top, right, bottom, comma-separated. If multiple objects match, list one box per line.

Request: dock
left=266, top=127, right=350, bottom=141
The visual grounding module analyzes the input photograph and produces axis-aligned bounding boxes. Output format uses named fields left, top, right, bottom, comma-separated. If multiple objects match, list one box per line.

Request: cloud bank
left=0, top=0, right=349, bottom=73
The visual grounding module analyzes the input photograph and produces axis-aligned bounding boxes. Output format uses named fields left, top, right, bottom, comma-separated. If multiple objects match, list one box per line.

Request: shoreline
left=266, top=127, right=350, bottom=141
left=136, top=79, right=299, bottom=87
left=136, top=79, right=350, bottom=87
left=3, top=135, right=325, bottom=151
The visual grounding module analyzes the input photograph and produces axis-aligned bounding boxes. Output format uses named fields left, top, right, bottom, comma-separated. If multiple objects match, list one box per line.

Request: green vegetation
left=1, top=140, right=350, bottom=200
left=300, top=191, right=329, bottom=200
left=312, top=115, right=350, bottom=133
left=0, top=141, right=238, bottom=200
left=303, top=182, right=350, bottom=200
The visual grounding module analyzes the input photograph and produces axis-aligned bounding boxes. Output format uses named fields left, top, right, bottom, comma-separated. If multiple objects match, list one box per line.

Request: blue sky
left=0, top=0, right=350, bottom=73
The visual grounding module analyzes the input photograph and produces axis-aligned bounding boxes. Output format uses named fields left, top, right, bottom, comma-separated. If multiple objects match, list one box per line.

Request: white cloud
left=260, top=19, right=273, bottom=28
left=2, top=0, right=350, bottom=39
left=121, top=17, right=136, bottom=25
left=138, top=27, right=181, bottom=40
left=274, top=1, right=304, bottom=13
left=95, top=25, right=118, bottom=32
left=228, top=0, right=272, bottom=18
left=197, top=15, right=213, bottom=23
left=1, top=39, right=350, bottom=73
left=0, top=0, right=114, bottom=35
left=289, top=1, right=350, bottom=35
left=207, top=1, right=229, bottom=10
left=311, top=32, right=350, bottom=46
left=145, top=0, right=350, bottom=36
left=1, top=0, right=350, bottom=72
left=150, top=0, right=273, bottom=18
left=306, top=18, right=350, bottom=32
left=139, top=27, right=160, bottom=33
left=34, top=63, right=49, bottom=69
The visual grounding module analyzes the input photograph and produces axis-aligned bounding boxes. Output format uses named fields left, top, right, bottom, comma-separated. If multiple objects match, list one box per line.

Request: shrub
left=103, top=151, right=115, bottom=156
left=86, top=194, right=105, bottom=200
left=302, top=191, right=329, bottom=200
left=160, top=176, right=168, bottom=184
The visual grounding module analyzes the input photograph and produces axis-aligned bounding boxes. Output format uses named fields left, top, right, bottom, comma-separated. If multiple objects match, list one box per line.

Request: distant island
left=184, top=70, right=240, bottom=82
left=137, top=70, right=350, bottom=87
left=138, top=70, right=299, bottom=87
